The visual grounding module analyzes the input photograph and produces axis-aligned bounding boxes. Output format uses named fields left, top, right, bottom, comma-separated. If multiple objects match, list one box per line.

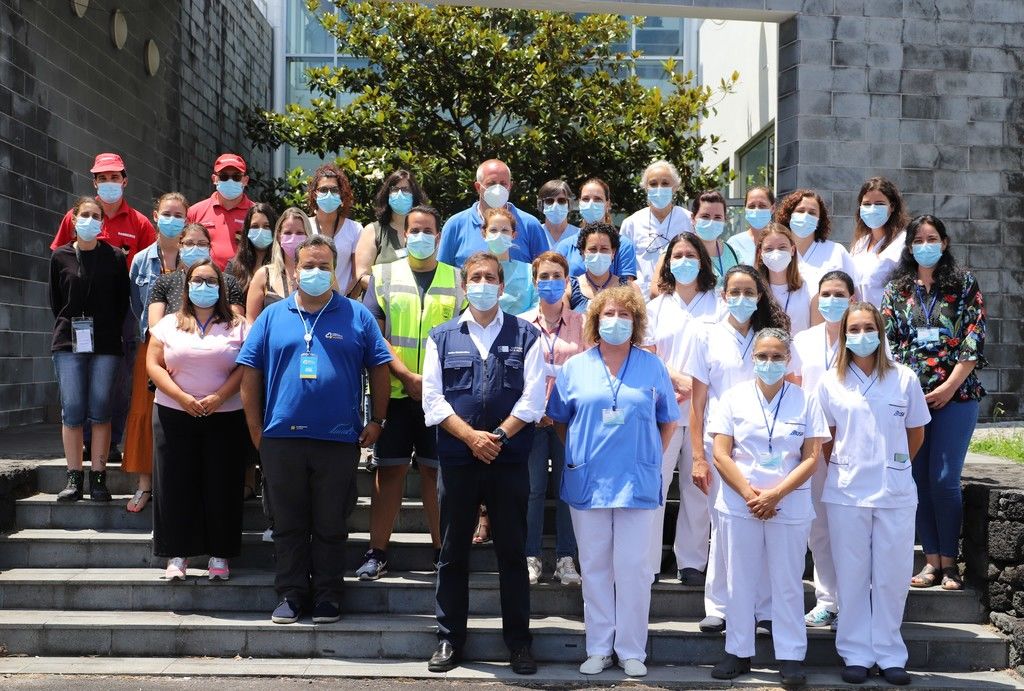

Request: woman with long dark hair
left=226, top=203, right=278, bottom=296
left=849, top=177, right=908, bottom=307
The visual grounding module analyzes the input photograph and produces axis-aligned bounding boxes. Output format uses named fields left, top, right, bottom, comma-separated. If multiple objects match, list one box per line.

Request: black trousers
left=259, top=437, right=359, bottom=605
left=152, top=405, right=247, bottom=558
left=436, top=460, right=531, bottom=651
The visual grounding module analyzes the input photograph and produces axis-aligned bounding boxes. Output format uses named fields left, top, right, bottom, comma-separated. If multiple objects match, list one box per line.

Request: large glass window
left=737, top=125, right=775, bottom=196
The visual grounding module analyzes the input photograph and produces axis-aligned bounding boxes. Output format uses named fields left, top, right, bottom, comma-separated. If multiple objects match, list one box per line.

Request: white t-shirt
left=708, top=381, right=831, bottom=523
left=770, top=282, right=813, bottom=335
left=307, top=216, right=364, bottom=291
left=814, top=362, right=930, bottom=509
left=797, top=239, right=858, bottom=294
left=850, top=231, right=905, bottom=307
left=619, top=205, right=693, bottom=298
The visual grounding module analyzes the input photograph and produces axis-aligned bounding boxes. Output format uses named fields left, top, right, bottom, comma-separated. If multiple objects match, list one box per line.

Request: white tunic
left=850, top=231, right=906, bottom=307
left=619, top=205, right=693, bottom=298
left=797, top=239, right=858, bottom=293
left=770, top=282, right=813, bottom=335
left=792, top=323, right=839, bottom=394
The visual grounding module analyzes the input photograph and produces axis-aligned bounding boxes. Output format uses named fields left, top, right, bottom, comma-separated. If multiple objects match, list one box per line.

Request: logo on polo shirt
left=497, top=346, right=524, bottom=353
left=789, top=429, right=804, bottom=436
left=325, top=332, right=344, bottom=340
left=118, top=232, right=135, bottom=239
left=289, top=425, right=308, bottom=431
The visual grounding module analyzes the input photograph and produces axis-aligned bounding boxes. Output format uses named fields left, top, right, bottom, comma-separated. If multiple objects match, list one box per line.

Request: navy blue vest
left=431, top=313, right=539, bottom=465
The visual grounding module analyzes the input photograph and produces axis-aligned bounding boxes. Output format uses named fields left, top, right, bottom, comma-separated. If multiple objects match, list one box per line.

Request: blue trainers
left=804, top=605, right=838, bottom=628
left=271, top=599, right=301, bottom=624
left=356, top=549, right=388, bottom=581
left=312, top=601, right=341, bottom=624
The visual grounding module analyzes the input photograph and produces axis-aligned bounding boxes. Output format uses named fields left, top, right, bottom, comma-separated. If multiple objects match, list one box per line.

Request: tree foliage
left=246, top=0, right=737, bottom=220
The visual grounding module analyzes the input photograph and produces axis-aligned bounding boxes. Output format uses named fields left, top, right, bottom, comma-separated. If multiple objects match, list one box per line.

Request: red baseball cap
left=214, top=153, right=247, bottom=174
left=90, top=153, right=126, bottom=174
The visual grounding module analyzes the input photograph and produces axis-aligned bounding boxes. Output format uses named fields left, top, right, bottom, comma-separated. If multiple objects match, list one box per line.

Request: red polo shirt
left=187, top=192, right=254, bottom=269
left=50, top=199, right=156, bottom=265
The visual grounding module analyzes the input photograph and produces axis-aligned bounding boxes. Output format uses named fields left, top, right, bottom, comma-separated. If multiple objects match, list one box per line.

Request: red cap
left=214, top=153, right=247, bottom=174
left=90, top=153, right=125, bottom=174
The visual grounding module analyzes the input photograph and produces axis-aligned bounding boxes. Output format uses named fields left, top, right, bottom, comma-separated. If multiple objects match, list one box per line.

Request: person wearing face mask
left=481, top=207, right=538, bottom=315
left=186, top=154, right=254, bottom=270
left=708, top=329, right=830, bottom=686
left=245, top=207, right=308, bottom=323
left=438, top=159, right=550, bottom=269
left=226, top=203, right=278, bottom=297
left=518, top=251, right=583, bottom=586
left=553, top=178, right=638, bottom=281
left=356, top=206, right=463, bottom=581
left=774, top=190, right=857, bottom=306
left=688, top=190, right=739, bottom=290
left=814, top=302, right=929, bottom=686
left=302, top=164, right=364, bottom=297
left=420, top=252, right=546, bottom=675
left=619, top=160, right=694, bottom=296
left=49, top=198, right=130, bottom=502
left=547, top=286, right=679, bottom=678
left=568, top=223, right=640, bottom=312
left=755, top=223, right=813, bottom=334
left=147, top=259, right=249, bottom=582
left=849, top=177, right=908, bottom=308
left=726, top=186, right=776, bottom=266
left=881, top=215, right=986, bottom=594
left=353, top=169, right=430, bottom=294
left=238, top=235, right=392, bottom=625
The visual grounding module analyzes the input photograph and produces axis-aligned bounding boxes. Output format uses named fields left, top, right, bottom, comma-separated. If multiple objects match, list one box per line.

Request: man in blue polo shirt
left=437, top=159, right=548, bottom=268
left=238, top=235, right=392, bottom=626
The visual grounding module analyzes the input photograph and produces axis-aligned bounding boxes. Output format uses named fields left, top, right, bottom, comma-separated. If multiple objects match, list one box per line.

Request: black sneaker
left=779, top=660, right=806, bottom=687
left=678, top=567, right=706, bottom=586
left=881, top=667, right=912, bottom=686
left=711, top=653, right=750, bottom=679
left=57, top=470, right=84, bottom=502
left=312, top=601, right=341, bottom=624
left=355, top=548, right=388, bottom=580
left=699, top=615, right=726, bottom=632
left=841, top=665, right=869, bottom=684
left=271, top=599, right=301, bottom=624
left=510, top=646, right=537, bottom=675
left=88, top=470, right=111, bottom=502
left=756, top=619, right=773, bottom=637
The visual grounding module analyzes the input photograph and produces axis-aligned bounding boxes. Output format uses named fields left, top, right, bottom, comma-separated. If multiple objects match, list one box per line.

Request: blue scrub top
left=555, top=226, right=638, bottom=280
left=547, top=346, right=679, bottom=510
left=438, top=202, right=548, bottom=268
left=498, top=259, right=538, bottom=316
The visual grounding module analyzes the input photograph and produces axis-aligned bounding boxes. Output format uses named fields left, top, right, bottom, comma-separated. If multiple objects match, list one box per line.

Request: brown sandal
left=472, top=507, right=491, bottom=544
left=941, top=566, right=964, bottom=591
left=910, top=564, right=939, bottom=588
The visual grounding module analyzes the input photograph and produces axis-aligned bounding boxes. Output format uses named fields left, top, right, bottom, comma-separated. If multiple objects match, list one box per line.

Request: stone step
left=0, top=609, right=1006, bottom=669
left=0, top=567, right=986, bottom=623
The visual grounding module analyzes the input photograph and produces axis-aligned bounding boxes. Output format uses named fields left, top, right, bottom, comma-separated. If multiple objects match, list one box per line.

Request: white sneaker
left=208, top=556, right=230, bottom=581
left=165, top=557, right=187, bottom=581
left=262, top=528, right=273, bottom=543
left=579, top=654, right=613, bottom=674
left=554, top=556, right=582, bottom=586
left=620, top=658, right=647, bottom=677
left=526, top=556, right=542, bottom=584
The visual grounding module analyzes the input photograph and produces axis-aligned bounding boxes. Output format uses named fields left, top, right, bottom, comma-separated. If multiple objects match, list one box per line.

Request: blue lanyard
left=295, top=293, right=333, bottom=353
left=714, top=241, right=725, bottom=278
left=538, top=317, right=563, bottom=365
left=734, top=327, right=754, bottom=361
left=914, top=285, right=939, bottom=326
left=848, top=365, right=879, bottom=395
left=683, top=291, right=707, bottom=314
left=197, top=315, right=216, bottom=338
left=757, top=381, right=787, bottom=454
left=600, top=346, right=632, bottom=411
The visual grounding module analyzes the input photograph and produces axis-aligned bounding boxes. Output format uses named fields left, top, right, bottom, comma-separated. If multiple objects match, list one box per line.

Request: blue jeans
left=525, top=426, right=577, bottom=558
left=912, top=399, right=979, bottom=557
left=52, top=351, right=121, bottom=428
left=84, top=315, right=135, bottom=445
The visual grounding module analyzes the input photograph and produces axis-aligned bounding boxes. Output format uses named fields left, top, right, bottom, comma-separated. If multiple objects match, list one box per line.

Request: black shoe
left=699, top=615, right=726, bottom=633
left=510, top=646, right=537, bottom=675
left=756, top=619, right=773, bottom=637
left=780, top=660, right=806, bottom=687
left=882, top=667, right=912, bottom=685
left=841, top=665, right=869, bottom=684
left=711, top=653, right=750, bottom=680
left=271, top=599, right=301, bottom=624
left=88, top=470, right=112, bottom=502
left=677, top=567, right=706, bottom=586
left=107, top=444, right=122, bottom=464
left=311, top=601, right=341, bottom=624
left=428, top=640, right=459, bottom=672
left=57, top=470, right=84, bottom=502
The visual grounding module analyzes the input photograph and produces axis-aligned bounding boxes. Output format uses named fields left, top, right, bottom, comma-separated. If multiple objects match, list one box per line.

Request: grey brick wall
left=0, top=0, right=271, bottom=428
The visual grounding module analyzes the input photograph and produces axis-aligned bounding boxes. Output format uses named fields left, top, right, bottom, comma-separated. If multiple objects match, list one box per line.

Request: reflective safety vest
left=375, top=260, right=462, bottom=398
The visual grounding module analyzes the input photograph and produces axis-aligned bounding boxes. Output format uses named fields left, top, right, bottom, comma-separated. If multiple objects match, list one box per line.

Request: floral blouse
left=881, top=272, right=987, bottom=401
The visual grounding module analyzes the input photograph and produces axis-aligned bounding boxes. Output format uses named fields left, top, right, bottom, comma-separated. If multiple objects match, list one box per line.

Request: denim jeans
left=525, top=425, right=577, bottom=558
left=84, top=314, right=135, bottom=445
left=52, top=351, right=121, bottom=427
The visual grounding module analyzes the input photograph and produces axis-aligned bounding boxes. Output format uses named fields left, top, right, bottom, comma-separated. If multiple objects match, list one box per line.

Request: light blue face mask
left=817, top=296, right=850, bottom=324
left=217, top=179, right=244, bottom=201
left=96, top=182, right=123, bottom=204
left=466, top=282, right=500, bottom=311
left=298, top=267, right=333, bottom=297
left=578, top=200, right=605, bottom=224
left=745, top=208, right=772, bottom=230
left=157, top=215, right=185, bottom=238
left=75, top=216, right=102, bottom=241
left=647, top=186, right=673, bottom=210
left=859, top=204, right=890, bottom=229
left=754, top=359, right=787, bottom=386
left=389, top=190, right=414, bottom=215
left=670, top=257, right=700, bottom=285
left=247, top=228, right=273, bottom=249
left=912, top=242, right=943, bottom=268
left=726, top=295, right=758, bottom=323
left=316, top=191, right=342, bottom=214
left=406, top=231, right=436, bottom=260
left=485, top=233, right=514, bottom=255
left=845, top=331, right=880, bottom=357
left=180, top=245, right=210, bottom=267
left=543, top=202, right=569, bottom=225
left=188, top=282, right=220, bottom=308
left=598, top=316, right=633, bottom=345
left=583, top=251, right=612, bottom=276
left=695, top=218, right=725, bottom=241
left=788, top=212, right=819, bottom=238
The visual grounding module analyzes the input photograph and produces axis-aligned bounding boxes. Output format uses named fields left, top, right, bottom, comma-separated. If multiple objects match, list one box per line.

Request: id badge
left=917, top=327, right=940, bottom=344
left=758, top=451, right=782, bottom=470
left=602, top=408, right=625, bottom=426
left=394, top=248, right=408, bottom=259
left=71, top=317, right=94, bottom=353
left=299, top=353, right=318, bottom=380
left=892, top=452, right=910, bottom=465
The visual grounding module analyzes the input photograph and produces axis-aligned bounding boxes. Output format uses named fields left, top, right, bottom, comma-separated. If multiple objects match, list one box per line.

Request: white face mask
left=761, top=249, right=792, bottom=273
left=482, top=184, right=509, bottom=209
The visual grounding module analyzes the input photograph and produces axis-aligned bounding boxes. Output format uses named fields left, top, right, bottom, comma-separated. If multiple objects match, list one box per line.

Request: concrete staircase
left=0, top=458, right=1018, bottom=687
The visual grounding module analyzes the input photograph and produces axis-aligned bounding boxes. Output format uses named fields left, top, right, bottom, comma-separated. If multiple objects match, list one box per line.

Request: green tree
left=246, top=0, right=737, bottom=220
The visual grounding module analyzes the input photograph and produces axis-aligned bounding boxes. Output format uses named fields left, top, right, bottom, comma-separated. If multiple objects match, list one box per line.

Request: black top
left=49, top=242, right=130, bottom=354
left=148, top=270, right=245, bottom=314
left=362, top=268, right=437, bottom=322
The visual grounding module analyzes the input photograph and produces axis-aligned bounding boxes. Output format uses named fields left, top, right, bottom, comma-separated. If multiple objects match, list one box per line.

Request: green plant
left=969, top=432, right=1024, bottom=464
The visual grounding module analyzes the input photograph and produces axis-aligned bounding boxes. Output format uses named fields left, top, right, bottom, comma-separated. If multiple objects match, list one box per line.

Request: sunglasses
left=217, top=172, right=244, bottom=182
left=316, top=186, right=341, bottom=195
left=542, top=197, right=569, bottom=205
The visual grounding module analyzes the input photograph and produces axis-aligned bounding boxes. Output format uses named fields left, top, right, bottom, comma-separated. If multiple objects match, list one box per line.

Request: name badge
left=71, top=317, right=94, bottom=353
left=394, top=248, right=408, bottom=259
left=892, top=452, right=910, bottom=465
left=916, top=327, right=940, bottom=344
left=758, top=452, right=782, bottom=470
left=602, top=408, right=625, bottom=426
left=543, top=362, right=561, bottom=379
left=299, top=353, right=318, bottom=380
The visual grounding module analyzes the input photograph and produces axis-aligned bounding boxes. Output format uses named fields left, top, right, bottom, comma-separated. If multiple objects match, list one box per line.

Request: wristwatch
left=370, top=416, right=387, bottom=428
left=492, top=427, right=509, bottom=446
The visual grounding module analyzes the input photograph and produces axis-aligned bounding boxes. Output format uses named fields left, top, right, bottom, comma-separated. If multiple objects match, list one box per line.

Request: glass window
left=287, top=0, right=334, bottom=55
left=287, top=57, right=333, bottom=108
left=737, top=126, right=776, bottom=196
left=635, top=16, right=684, bottom=57
left=635, top=58, right=686, bottom=91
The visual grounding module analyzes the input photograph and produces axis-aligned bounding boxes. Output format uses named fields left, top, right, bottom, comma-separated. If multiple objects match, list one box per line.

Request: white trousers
left=827, top=503, right=915, bottom=669
left=721, top=512, right=811, bottom=660
left=572, top=506, right=657, bottom=661
left=808, top=456, right=838, bottom=610
left=648, top=427, right=710, bottom=576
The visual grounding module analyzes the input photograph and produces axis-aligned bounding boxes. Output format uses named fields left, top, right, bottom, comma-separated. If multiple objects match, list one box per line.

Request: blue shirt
left=235, top=293, right=393, bottom=443
left=555, top=226, right=638, bottom=280
left=439, top=202, right=548, bottom=268
left=498, top=259, right=538, bottom=316
left=547, top=346, right=679, bottom=510
left=129, top=242, right=165, bottom=339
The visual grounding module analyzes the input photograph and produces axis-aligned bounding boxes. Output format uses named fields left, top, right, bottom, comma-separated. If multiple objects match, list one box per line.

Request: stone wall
left=0, top=0, right=272, bottom=428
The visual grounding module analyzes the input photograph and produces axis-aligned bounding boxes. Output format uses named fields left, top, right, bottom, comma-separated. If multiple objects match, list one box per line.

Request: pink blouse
left=150, top=314, right=248, bottom=412
left=520, top=307, right=585, bottom=399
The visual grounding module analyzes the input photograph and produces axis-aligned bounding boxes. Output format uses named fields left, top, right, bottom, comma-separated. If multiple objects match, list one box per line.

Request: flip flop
left=910, top=563, right=939, bottom=588
left=126, top=489, right=152, bottom=513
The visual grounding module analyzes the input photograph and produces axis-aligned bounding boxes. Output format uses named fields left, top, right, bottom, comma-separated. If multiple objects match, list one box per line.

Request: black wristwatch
left=492, top=427, right=509, bottom=446
left=370, top=416, right=387, bottom=428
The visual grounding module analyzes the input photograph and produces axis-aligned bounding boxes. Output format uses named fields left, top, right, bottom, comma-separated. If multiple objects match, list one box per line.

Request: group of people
left=48, top=152, right=986, bottom=686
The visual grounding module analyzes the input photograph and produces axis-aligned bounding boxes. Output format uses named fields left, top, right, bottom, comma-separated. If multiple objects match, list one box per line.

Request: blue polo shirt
left=555, top=225, right=638, bottom=280
left=236, top=293, right=392, bottom=443
left=438, top=202, right=548, bottom=268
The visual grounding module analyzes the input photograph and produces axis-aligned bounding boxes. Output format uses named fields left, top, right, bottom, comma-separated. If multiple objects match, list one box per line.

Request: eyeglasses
left=542, top=196, right=569, bottom=205
left=217, top=172, right=244, bottom=182
left=752, top=354, right=787, bottom=363
left=181, top=241, right=211, bottom=248
left=389, top=185, right=412, bottom=194
left=189, top=278, right=219, bottom=288
left=316, top=186, right=340, bottom=195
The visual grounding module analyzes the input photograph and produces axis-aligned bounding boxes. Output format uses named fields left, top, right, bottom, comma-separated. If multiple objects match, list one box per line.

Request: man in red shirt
left=49, top=153, right=156, bottom=265
left=186, top=153, right=254, bottom=269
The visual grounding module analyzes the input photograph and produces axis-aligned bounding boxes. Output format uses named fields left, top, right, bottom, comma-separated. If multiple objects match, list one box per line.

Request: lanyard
left=848, top=365, right=879, bottom=395
left=73, top=243, right=96, bottom=317
left=156, top=245, right=179, bottom=273
left=802, top=241, right=819, bottom=263
left=757, top=381, right=787, bottom=454
left=733, top=327, right=754, bottom=362
left=600, top=346, right=632, bottom=411
left=197, top=315, right=216, bottom=338
left=914, top=285, right=939, bottom=326
left=681, top=290, right=706, bottom=314
left=295, top=293, right=333, bottom=353
left=537, top=315, right=563, bottom=365
left=713, top=241, right=726, bottom=279
left=824, top=330, right=838, bottom=371
left=643, top=207, right=674, bottom=253
left=586, top=271, right=614, bottom=291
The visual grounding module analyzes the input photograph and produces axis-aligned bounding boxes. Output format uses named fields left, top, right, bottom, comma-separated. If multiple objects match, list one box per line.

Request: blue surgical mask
left=788, top=212, right=818, bottom=238
left=75, top=216, right=101, bottom=241
left=188, top=282, right=220, bottom=308
left=583, top=251, right=612, bottom=276
left=647, top=187, right=673, bottom=210
left=578, top=200, right=605, bottom=224
left=745, top=208, right=772, bottom=230
left=316, top=191, right=342, bottom=214
left=180, top=245, right=210, bottom=267
left=859, top=204, right=890, bottom=229
left=543, top=202, right=569, bottom=225
left=96, top=182, right=123, bottom=204
left=912, top=242, right=943, bottom=268
left=754, top=359, right=787, bottom=386
left=156, top=215, right=185, bottom=238
left=695, top=218, right=725, bottom=241
left=405, top=231, right=436, bottom=260
left=485, top=232, right=514, bottom=255
left=466, top=282, right=500, bottom=311
left=669, top=257, right=700, bottom=285
left=845, top=331, right=880, bottom=357
left=598, top=316, right=633, bottom=345
left=537, top=278, right=566, bottom=305
left=817, top=296, right=850, bottom=324
left=389, top=190, right=413, bottom=215
left=217, top=179, right=244, bottom=201
left=298, top=267, right=333, bottom=297
left=726, top=295, right=758, bottom=323
left=248, top=228, right=273, bottom=249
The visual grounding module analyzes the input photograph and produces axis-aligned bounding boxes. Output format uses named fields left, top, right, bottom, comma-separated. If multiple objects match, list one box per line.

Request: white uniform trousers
left=572, top=506, right=657, bottom=661
left=720, top=512, right=811, bottom=660
left=808, top=456, right=838, bottom=611
left=827, top=503, right=915, bottom=669
left=648, top=426, right=710, bottom=576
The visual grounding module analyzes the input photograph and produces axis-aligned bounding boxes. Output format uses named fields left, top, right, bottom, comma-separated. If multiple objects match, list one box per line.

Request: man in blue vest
left=421, top=251, right=546, bottom=674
